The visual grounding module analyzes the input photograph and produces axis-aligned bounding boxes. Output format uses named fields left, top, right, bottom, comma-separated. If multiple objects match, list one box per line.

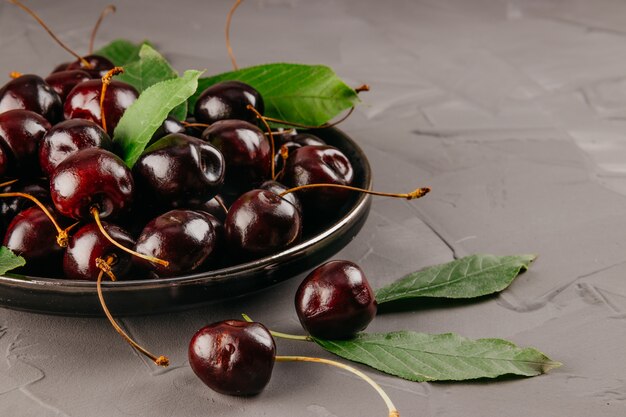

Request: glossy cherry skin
left=225, top=189, right=302, bottom=259
left=133, top=134, right=225, bottom=208
left=135, top=210, right=216, bottom=277
left=50, top=62, right=72, bottom=74
left=50, top=148, right=134, bottom=220
left=295, top=260, right=377, bottom=339
left=281, top=145, right=354, bottom=213
left=196, top=195, right=228, bottom=222
left=149, top=116, right=186, bottom=145
left=0, top=109, right=51, bottom=176
left=44, top=70, right=92, bottom=101
left=0, top=74, right=62, bottom=123
left=0, top=179, right=50, bottom=231
left=3, top=207, right=64, bottom=275
left=63, top=222, right=135, bottom=281
left=274, top=133, right=326, bottom=172
left=202, top=120, right=271, bottom=191
left=188, top=320, right=275, bottom=396
left=194, top=81, right=264, bottom=125
left=66, top=54, right=115, bottom=78
left=64, top=79, right=139, bottom=135
left=259, top=180, right=302, bottom=214
left=39, top=119, right=112, bottom=177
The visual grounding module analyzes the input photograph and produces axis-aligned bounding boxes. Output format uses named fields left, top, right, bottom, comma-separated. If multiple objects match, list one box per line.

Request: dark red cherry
left=202, top=120, right=271, bottom=191
left=0, top=179, right=50, bottom=231
left=135, top=210, right=216, bottom=277
left=39, top=119, right=112, bottom=177
left=44, top=70, right=92, bottom=101
left=0, top=74, right=62, bottom=123
left=63, top=222, right=135, bottom=281
left=194, top=81, right=264, bottom=125
left=196, top=195, right=228, bottom=222
left=259, top=180, right=302, bottom=214
left=295, top=260, right=377, bottom=339
left=188, top=320, right=275, bottom=396
left=282, top=145, right=354, bottom=213
left=224, top=189, right=302, bottom=259
left=64, top=79, right=139, bottom=135
left=50, top=148, right=134, bottom=220
left=0, top=109, right=51, bottom=176
left=66, top=54, right=115, bottom=78
left=274, top=133, right=326, bottom=172
left=149, top=116, right=186, bottom=145
left=3, top=206, right=64, bottom=275
left=133, top=134, right=225, bottom=208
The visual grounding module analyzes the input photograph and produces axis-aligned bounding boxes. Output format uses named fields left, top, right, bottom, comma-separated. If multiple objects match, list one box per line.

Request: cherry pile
left=0, top=63, right=369, bottom=280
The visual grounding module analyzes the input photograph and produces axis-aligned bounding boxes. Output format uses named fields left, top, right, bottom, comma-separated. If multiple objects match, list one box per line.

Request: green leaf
left=0, top=247, right=25, bottom=275
left=115, top=44, right=178, bottom=92
left=94, top=39, right=156, bottom=67
left=189, top=63, right=359, bottom=126
left=114, top=69, right=203, bottom=168
left=375, top=254, right=536, bottom=304
left=314, top=331, right=561, bottom=382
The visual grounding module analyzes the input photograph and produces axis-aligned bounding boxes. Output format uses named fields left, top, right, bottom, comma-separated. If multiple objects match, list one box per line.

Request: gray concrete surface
left=1, top=0, right=625, bottom=415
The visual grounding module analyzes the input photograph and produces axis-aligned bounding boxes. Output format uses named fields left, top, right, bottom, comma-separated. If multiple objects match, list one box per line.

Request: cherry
left=259, top=180, right=302, bottom=214
left=196, top=194, right=228, bottom=222
left=39, top=119, right=112, bottom=177
left=202, top=119, right=271, bottom=191
left=149, top=116, right=186, bottom=145
left=66, top=54, right=115, bottom=78
left=49, top=148, right=134, bottom=220
left=0, top=179, right=49, bottom=231
left=63, top=222, right=135, bottom=281
left=64, top=79, right=139, bottom=135
left=224, top=189, right=302, bottom=259
left=135, top=210, right=217, bottom=277
left=188, top=320, right=276, bottom=396
left=133, top=134, right=225, bottom=208
left=0, top=74, right=62, bottom=123
left=273, top=134, right=327, bottom=174
left=295, top=260, right=377, bottom=340
left=3, top=206, right=64, bottom=275
left=194, top=81, right=264, bottom=125
left=44, top=70, right=92, bottom=101
left=0, top=109, right=51, bottom=176
left=281, top=145, right=354, bottom=213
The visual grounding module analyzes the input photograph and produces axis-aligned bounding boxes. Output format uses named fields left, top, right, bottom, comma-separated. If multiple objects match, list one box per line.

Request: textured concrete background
left=1, top=0, right=625, bottom=416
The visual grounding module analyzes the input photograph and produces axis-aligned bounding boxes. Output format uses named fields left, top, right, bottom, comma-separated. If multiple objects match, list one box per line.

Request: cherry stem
left=241, top=314, right=311, bottom=342
left=181, top=121, right=210, bottom=129
left=100, top=66, right=125, bottom=133
left=275, top=355, right=399, bottom=417
left=0, top=179, right=18, bottom=188
left=89, top=4, right=116, bottom=54
left=274, top=144, right=289, bottom=180
left=265, top=128, right=295, bottom=137
left=355, top=84, right=370, bottom=93
left=90, top=207, right=169, bottom=267
left=96, top=256, right=170, bottom=367
left=261, top=107, right=356, bottom=130
left=246, top=104, right=276, bottom=179
left=279, top=184, right=431, bottom=201
left=225, top=0, right=244, bottom=70
left=9, top=71, right=22, bottom=79
left=7, top=0, right=92, bottom=69
left=215, top=197, right=229, bottom=215
left=0, top=192, right=68, bottom=247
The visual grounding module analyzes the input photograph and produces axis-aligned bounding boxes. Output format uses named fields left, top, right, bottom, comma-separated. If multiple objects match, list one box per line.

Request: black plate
left=0, top=127, right=372, bottom=316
